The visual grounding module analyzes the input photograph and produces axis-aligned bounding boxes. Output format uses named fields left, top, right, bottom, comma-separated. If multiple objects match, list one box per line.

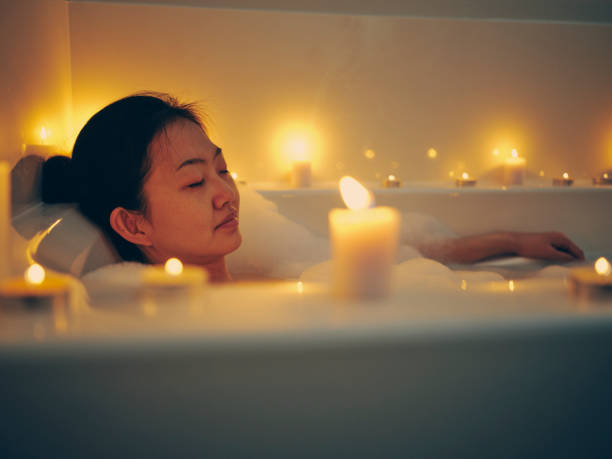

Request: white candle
left=0, top=263, right=71, bottom=308
left=142, top=258, right=208, bottom=292
left=291, top=160, right=311, bottom=188
left=0, top=161, right=10, bottom=279
left=503, top=149, right=526, bottom=186
left=569, top=257, right=612, bottom=301
left=329, top=176, right=400, bottom=299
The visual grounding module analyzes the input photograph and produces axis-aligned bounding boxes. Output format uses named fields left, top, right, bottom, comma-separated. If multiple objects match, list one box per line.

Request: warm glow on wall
left=273, top=122, right=322, bottom=170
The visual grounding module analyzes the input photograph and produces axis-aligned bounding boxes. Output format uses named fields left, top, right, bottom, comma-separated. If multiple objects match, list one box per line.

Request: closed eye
left=188, top=180, right=204, bottom=188
left=219, top=169, right=229, bottom=175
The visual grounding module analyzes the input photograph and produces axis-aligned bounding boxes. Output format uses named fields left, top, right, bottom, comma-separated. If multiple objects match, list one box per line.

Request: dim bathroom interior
left=1, top=1, right=612, bottom=457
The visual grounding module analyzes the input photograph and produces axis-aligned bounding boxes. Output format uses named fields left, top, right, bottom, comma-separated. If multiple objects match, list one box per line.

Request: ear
left=109, top=207, right=153, bottom=247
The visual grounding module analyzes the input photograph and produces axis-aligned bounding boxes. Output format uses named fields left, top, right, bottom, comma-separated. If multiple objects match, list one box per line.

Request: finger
left=547, top=245, right=577, bottom=262
left=550, top=234, right=585, bottom=260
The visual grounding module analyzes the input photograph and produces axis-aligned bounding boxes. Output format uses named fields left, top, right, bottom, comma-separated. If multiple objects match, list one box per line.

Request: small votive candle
left=383, top=174, right=401, bottom=188
left=593, top=172, right=612, bottom=186
left=552, top=172, right=574, bottom=186
left=142, top=258, right=208, bottom=295
left=329, top=176, right=400, bottom=300
left=455, top=172, right=477, bottom=187
left=503, top=150, right=526, bottom=186
left=0, top=264, right=71, bottom=308
left=569, top=257, right=612, bottom=302
left=291, top=160, right=312, bottom=188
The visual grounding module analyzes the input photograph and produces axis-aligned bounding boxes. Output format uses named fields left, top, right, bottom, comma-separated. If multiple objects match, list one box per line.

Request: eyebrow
left=176, top=147, right=222, bottom=171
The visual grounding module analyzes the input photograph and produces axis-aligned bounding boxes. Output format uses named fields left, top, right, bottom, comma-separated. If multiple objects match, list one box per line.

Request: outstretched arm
left=416, top=231, right=584, bottom=265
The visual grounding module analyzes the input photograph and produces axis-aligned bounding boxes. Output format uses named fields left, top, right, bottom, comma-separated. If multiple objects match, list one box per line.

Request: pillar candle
left=329, top=176, right=400, bottom=299
left=503, top=150, right=526, bottom=186
left=291, top=160, right=311, bottom=188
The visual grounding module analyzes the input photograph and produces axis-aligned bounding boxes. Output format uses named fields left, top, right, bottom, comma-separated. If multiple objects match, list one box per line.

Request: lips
left=215, top=211, right=238, bottom=230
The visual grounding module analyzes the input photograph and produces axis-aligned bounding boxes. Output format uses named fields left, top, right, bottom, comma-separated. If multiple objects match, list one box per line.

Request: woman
left=41, top=93, right=583, bottom=281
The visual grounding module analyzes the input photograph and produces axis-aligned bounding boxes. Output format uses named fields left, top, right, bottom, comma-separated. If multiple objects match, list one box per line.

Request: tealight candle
left=142, top=258, right=208, bottom=293
left=552, top=172, right=574, bottom=186
left=329, top=176, right=400, bottom=299
left=569, top=257, right=612, bottom=302
left=291, top=160, right=312, bottom=188
left=382, top=174, right=401, bottom=188
left=455, top=172, right=477, bottom=187
left=0, top=263, right=71, bottom=308
left=503, top=149, right=526, bottom=186
left=24, top=127, right=59, bottom=156
left=592, top=172, right=612, bottom=186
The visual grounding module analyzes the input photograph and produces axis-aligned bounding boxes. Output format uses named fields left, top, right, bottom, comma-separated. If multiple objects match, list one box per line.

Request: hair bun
left=42, top=155, right=75, bottom=203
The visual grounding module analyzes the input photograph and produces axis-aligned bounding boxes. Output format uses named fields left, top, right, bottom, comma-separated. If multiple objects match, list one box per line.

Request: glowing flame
left=40, top=127, right=49, bottom=143
left=511, top=149, right=518, bottom=159
left=460, top=279, right=467, bottom=291
left=508, top=280, right=515, bottom=292
left=388, top=174, right=397, bottom=181
left=164, top=258, right=183, bottom=276
left=562, top=172, right=569, bottom=179
left=594, top=257, right=611, bottom=276
left=604, top=173, right=609, bottom=179
left=539, top=170, right=545, bottom=177
left=364, top=149, right=376, bottom=159
left=461, top=172, right=469, bottom=180
left=427, top=148, right=438, bottom=159
left=296, top=281, right=304, bottom=294
left=230, top=172, right=238, bottom=180
left=339, top=176, right=373, bottom=210
left=492, top=149, right=500, bottom=156
left=25, top=264, right=45, bottom=285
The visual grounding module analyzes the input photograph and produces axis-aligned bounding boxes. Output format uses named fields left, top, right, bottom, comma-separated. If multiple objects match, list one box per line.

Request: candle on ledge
left=593, top=172, right=612, bottom=186
left=455, top=172, right=477, bottom=188
left=382, top=174, right=401, bottom=188
left=503, top=149, right=526, bottom=186
left=552, top=172, right=574, bottom=186
left=142, top=257, right=208, bottom=293
left=0, top=263, right=71, bottom=308
left=569, top=257, right=612, bottom=302
left=24, top=126, right=60, bottom=157
left=329, top=176, right=400, bottom=300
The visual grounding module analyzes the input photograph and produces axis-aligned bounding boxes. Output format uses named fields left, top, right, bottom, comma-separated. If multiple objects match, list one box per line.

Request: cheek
left=149, top=193, right=215, bottom=242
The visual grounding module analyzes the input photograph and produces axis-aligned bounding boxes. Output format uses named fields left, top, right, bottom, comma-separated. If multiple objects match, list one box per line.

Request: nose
left=212, top=175, right=237, bottom=210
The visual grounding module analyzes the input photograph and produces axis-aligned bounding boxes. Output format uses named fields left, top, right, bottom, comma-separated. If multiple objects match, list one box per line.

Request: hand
left=515, top=232, right=584, bottom=262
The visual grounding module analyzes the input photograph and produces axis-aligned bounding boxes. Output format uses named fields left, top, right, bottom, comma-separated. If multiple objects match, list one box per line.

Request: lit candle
left=142, top=258, right=208, bottom=292
left=329, top=176, right=400, bottom=299
left=0, top=161, right=10, bottom=279
left=291, top=160, right=311, bottom=188
left=455, top=172, right=477, bottom=187
left=593, top=172, right=612, bottom=186
left=569, top=257, right=612, bottom=301
left=0, top=263, right=71, bottom=308
left=552, top=172, right=574, bottom=186
left=382, top=174, right=401, bottom=188
left=503, top=149, right=526, bottom=186
left=24, top=126, right=59, bottom=156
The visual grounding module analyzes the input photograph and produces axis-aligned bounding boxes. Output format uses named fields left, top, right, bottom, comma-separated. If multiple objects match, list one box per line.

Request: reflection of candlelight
left=456, top=172, right=477, bottom=187
left=553, top=172, right=574, bottom=186
left=329, top=176, right=399, bottom=299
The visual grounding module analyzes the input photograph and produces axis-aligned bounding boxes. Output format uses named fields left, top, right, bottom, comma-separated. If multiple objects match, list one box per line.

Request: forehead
left=150, top=118, right=215, bottom=167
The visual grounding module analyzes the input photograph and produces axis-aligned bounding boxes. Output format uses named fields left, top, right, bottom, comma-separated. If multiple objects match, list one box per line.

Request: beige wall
left=0, top=0, right=73, bottom=163
left=67, top=2, right=612, bottom=183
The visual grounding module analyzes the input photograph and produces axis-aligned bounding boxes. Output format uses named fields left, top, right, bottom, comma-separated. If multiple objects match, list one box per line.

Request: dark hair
left=41, top=92, right=204, bottom=262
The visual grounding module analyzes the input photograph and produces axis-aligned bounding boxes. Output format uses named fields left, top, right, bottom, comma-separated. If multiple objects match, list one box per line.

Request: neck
left=201, top=257, right=232, bottom=283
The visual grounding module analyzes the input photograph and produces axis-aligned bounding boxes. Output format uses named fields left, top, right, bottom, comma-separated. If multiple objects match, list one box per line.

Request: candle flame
left=230, top=172, right=238, bottom=180
left=511, top=149, right=518, bottom=159
left=460, top=279, right=467, bottom=291
left=595, top=257, right=611, bottom=276
left=388, top=174, right=396, bottom=181
left=296, top=281, right=304, bottom=294
left=539, top=170, right=545, bottom=177
left=40, top=127, right=49, bottom=143
left=364, top=149, right=376, bottom=160
left=492, top=149, right=499, bottom=156
left=604, top=173, right=609, bottom=179
left=339, top=176, right=373, bottom=210
left=562, top=172, right=569, bottom=179
left=508, top=280, right=515, bottom=292
left=165, top=258, right=183, bottom=276
left=461, top=172, right=469, bottom=180
left=427, top=148, right=438, bottom=159
left=25, top=263, right=45, bottom=285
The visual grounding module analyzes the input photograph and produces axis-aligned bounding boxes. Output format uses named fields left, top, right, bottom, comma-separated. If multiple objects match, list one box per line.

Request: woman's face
left=139, top=118, right=241, bottom=264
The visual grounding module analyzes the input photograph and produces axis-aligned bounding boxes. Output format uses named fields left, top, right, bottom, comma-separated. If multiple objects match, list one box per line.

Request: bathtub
left=1, top=182, right=612, bottom=458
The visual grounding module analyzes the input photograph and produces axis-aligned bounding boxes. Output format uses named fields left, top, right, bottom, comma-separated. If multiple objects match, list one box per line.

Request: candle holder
left=552, top=173, right=573, bottom=186
left=0, top=264, right=70, bottom=309
left=593, top=172, right=612, bottom=186
left=569, top=257, right=612, bottom=302
left=382, top=174, right=401, bottom=188
left=141, top=258, right=208, bottom=300
left=455, top=173, right=477, bottom=188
